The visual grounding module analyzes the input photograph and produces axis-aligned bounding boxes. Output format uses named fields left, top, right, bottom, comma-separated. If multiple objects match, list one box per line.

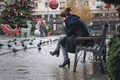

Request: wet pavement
left=0, top=36, right=107, bottom=80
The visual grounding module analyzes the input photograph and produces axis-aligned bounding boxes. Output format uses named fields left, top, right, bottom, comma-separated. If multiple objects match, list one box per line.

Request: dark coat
left=60, top=14, right=89, bottom=53
left=64, top=14, right=89, bottom=37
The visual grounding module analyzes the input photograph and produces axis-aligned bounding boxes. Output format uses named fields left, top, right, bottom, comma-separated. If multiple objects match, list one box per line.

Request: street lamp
left=47, top=0, right=59, bottom=22
left=47, top=0, right=50, bottom=22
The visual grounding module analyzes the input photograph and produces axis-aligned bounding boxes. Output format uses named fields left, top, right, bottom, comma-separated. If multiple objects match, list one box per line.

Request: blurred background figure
left=34, top=17, right=46, bottom=37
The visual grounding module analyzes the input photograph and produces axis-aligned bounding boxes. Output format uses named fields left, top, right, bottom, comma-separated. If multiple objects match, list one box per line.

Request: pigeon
left=37, top=44, right=40, bottom=47
left=49, top=39, right=52, bottom=42
left=21, top=42, right=25, bottom=47
left=13, top=38, right=17, bottom=42
left=12, top=48, right=19, bottom=53
left=39, top=41, right=42, bottom=45
left=14, top=42, right=17, bottom=45
left=33, top=38, right=36, bottom=40
left=42, top=41, right=45, bottom=44
left=29, top=42, right=33, bottom=45
left=31, top=39, right=33, bottom=42
left=7, top=44, right=12, bottom=48
left=8, top=40, right=11, bottom=43
left=0, top=43, right=4, bottom=46
left=26, top=39, right=30, bottom=41
left=23, top=45, right=27, bottom=51
left=39, top=42, right=42, bottom=45
left=37, top=43, right=41, bottom=51
left=21, top=40, right=23, bottom=43
left=38, top=46, right=41, bottom=51
left=53, top=39, right=58, bottom=42
left=0, top=43, right=4, bottom=49
left=46, top=40, right=49, bottom=43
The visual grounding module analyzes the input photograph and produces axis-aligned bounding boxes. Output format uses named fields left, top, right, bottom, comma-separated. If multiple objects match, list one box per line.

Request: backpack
left=83, top=25, right=95, bottom=46
left=86, top=26, right=95, bottom=36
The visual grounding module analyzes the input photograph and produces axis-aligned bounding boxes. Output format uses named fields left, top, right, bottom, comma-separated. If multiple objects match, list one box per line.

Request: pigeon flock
left=0, top=37, right=58, bottom=55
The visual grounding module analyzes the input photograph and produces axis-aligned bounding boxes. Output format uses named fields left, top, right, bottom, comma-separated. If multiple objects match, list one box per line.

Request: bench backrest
left=97, top=24, right=108, bottom=51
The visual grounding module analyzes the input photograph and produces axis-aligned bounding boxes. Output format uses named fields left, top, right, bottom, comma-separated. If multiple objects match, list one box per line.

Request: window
left=33, top=2, right=38, bottom=9
left=110, top=24, right=116, bottom=31
left=45, top=2, right=49, bottom=8
left=93, top=21, right=102, bottom=30
left=44, top=15, right=47, bottom=19
left=85, top=1, right=88, bottom=6
left=50, top=14, right=53, bottom=19
left=95, top=13, right=102, bottom=17
left=96, top=0, right=103, bottom=8
left=60, top=2, right=65, bottom=8
left=110, top=13, right=116, bottom=17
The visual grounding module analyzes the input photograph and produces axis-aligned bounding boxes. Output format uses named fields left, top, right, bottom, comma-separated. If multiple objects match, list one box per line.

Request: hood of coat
left=65, top=14, right=80, bottom=26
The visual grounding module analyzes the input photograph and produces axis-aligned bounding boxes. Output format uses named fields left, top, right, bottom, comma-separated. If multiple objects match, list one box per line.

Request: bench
left=73, top=24, right=108, bottom=73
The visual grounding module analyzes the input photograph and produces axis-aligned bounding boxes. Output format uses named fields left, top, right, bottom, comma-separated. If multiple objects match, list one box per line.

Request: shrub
left=108, top=36, right=120, bottom=80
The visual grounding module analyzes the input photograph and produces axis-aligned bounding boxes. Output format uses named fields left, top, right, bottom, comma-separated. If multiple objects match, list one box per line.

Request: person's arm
left=66, top=15, right=80, bottom=36
left=66, top=24, right=75, bottom=36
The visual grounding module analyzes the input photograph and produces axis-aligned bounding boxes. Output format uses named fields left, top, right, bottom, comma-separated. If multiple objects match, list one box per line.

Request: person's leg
left=61, top=46, right=69, bottom=61
left=55, top=34, right=66, bottom=51
left=50, top=34, right=70, bottom=68
left=49, top=34, right=66, bottom=57
left=45, top=29, right=48, bottom=37
left=59, top=45, right=70, bottom=68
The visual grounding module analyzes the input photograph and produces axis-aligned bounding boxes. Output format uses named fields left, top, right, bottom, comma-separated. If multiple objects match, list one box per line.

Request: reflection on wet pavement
left=0, top=36, right=107, bottom=80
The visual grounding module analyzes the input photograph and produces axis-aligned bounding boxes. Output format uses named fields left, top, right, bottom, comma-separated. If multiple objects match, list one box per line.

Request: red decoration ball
left=49, top=0, right=59, bottom=10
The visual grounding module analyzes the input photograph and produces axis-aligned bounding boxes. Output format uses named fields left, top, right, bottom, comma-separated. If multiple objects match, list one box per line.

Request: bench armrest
left=76, top=36, right=102, bottom=40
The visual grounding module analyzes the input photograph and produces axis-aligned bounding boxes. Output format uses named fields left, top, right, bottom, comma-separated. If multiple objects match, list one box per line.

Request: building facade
left=0, top=0, right=119, bottom=22
left=0, top=0, right=119, bottom=35
left=32, top=0, right=66, bottom=22
left=32, top=0, right=66, bottom=32
left=89, top=0, right=119, bottom=35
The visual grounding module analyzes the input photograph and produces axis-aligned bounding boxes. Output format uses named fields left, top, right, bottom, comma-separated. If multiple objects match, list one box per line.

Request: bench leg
left=102, top=48, right=106, bottom=63
left=99, top=55, right=105, bottom=73
left=83, top=50, right=86, bottom=63
left=73, top=51, right=78, bottom=72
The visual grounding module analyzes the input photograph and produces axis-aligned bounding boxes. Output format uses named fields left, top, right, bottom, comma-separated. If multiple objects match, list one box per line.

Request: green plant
left=108, top=36, right=120, bottom=80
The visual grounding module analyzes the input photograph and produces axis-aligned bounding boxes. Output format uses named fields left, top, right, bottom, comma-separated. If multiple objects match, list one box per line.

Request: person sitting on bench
left=49, top=7, right=90, bottom=68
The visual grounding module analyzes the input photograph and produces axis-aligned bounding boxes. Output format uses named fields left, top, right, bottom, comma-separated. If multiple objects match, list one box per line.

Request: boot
left=49, top=50, right=60, bottom=57
left=59, top=59, right=70, bottom=68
